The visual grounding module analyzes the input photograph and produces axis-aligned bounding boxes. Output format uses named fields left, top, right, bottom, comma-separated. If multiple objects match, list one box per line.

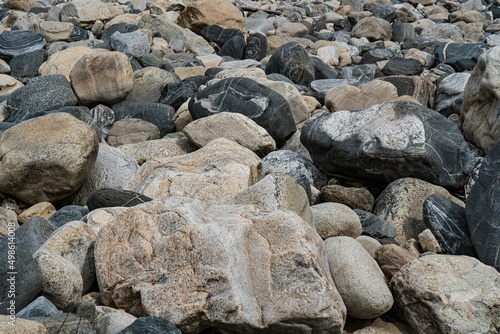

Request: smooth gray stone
left=17, top=296, right=60, bottom=319
left=354, top=209, right=397, bottom=240
left=49, top=205, right=89, bottom=229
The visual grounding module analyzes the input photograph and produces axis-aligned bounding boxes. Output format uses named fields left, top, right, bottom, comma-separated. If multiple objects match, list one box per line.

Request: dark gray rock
left=68, top=26, right=88, bottom=42
left=341, top=64, right=382, bottom=83
left=87, top=188, right=153, bottom=212
left=31, top=313, right=96, bottom=334
left=301, top=101, right=476, bottom=189
left=49, top=205, right=89, bottom=229
left=391, top=20, right=415, bottom=43
left=0, top=30, right=46, bottom=58
left=381, top=58, right=423, bottom=76
left=118, top=317, right=181, bottom=334
left=111, top=101, right=176, bottom=137
left=434, top=42, right=488, bottom=71
left=379, top=75, right=436, bottom=109
left=311, top=56, right=338, bottom=80
left=99, top=23, right=138, bottom=44
left=369, top=5, right=397, bottom=22
left=201, top=25, right=243, bottom=46
left=360, top=48, right=398, bottom=65
left=110, top=31, right=150, bottom=58
left=0, top=217, right=55, bottom=314
left=244, top=32, right=268, bottom=61
left=354, top=209, right=397, bottom=240
left=466, top=142, right=500, bottom=270
left=0, top=122, right=14, bottom=136
left=423, top=194, right=477, bottom=257
left=189, top=77, right=297, bottom=146
left=5, top=74, right=78, bottom=123
left=435, top=72, right=470, bottom=117
left=218, top=36, right=246, bottom=60
left=17, top=296, right=60, bottom=319
left=10, top=49, right=47, bottom=79
left=160, top=81, right=198, bottom=111
left=137, top=53, right=167, bottom=69
left=265, top=42, right=315, bottom=85
left=90, top=104, right=115, bottom=132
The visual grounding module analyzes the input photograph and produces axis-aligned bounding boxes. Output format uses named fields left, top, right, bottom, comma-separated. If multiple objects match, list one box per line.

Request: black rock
left=99, top=23, right=138, bottom=44
left=265, top=42, right=315, bottom=85
left=381, top=58, right=423, bottom=76
left=402, top=38, right=437, bottom=54
left=68, top=26, right=88, bottom=42
left=370, top=5, right=397, bottom=22
left=491, top=5, right=500, bottom=19
left=178, top=59, right=204, bottom=68
left=0, top=217, right=55, bottom=314
left=341, top=64, right=383, bottom=83
left=205, top=67, right=224, bottom=79
left=137, top=53, right=167, bottom=68
left=423, top=194, right=477, bottom=257
left=391, top=20, right=415, bottom=43
left=200, top=25, right=243, bottom=46
left=245, top=32, right=268, bottom=61
left=87, top=188, right=153, bottom=212
left=49, top=205, right=89, bottom=229
left=182, top=75, right=209, bottom=88
left=301, top=101, right=476, bottom=189
left=17, top=296, right=60, bottom=319
left=316, top=31, right=335, bottom=41
left=218, top=36, right=246, bottom=60
left=360, top=48, right=398, bottom=64
left=0, top=122, right=14, bottom=136
left=118, top=317, right=181, bottom=334
left=311, top=56, right=338, bottom=80
left=159, top=81, right=198, bottom=111
left=5, top=74, right=78, bottom=123
left=189, top=77, right=297, bottom=146
left=0, top=30, right=46, bottom=58
left=10, top=49, right=47, bottom=79
left=466, top=142, right=500, bottom=270
left=354, top=209, right=397, bottom=240
left=130, top=57, right=142, bottom=71
left=111, top=101, right=176, bottom=137
left=434, top=42, right=488, bottom=71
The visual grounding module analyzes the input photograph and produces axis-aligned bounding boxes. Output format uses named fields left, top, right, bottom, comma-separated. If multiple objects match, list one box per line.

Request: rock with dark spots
left=159, top=81, right=198, bottom=111
left=434, top=42, right=488, bottom=71
left=111, top=101, right=176, bottom=137
left=49, top=205, right=89, bottom=229
left=0, top=30, right=46, bottom=58
left=423, top=194, right=477, bottom=257
left=10, top=49, right=46, bottom=79
left=218, top=36, right=246, bottom=60
left=311, top=56, right=339, bottom=80
left=265, top=42, right=315, bottom=85
left=189, top=77, right=296, bottom=146
left=466, top=142, right=500, bottom=270
left=301, top=101, right=476, bottom=189
left=87, top=188, right=153, bottom=212
left=244, top=32, right=268, bottom=61
left=354, top=209, right=397, bottom=240
left=118, top=317, right=181, bottom=334
left=381, top=58, right=423, bottom=76
left=17, top=296, right=60, bottom=319
left=200, top=25, right=243, bottom=46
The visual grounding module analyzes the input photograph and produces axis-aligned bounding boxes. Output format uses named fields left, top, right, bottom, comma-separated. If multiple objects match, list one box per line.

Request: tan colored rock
left=325, top=80, right=398, bottom=112
left=62, top=0, right=124, bottom=27
left=196, top=54, right=222, bottom=68
left=104, top=13, right=142, bottom=29
left=125, top=138, right=262, bottom=205
left=214, top=68, right=266, bottom=80
left=461, top=46, right=500, bottom=153
left=0, top=315, right=47, bottom=333
left=321, top=185, right=375, bottom=212
left=37, top=21, right=73, bottom=43
left=391, top=255, right=500, bottom=334
left=126, top=67, right=180, bottom=103
left=173, top=66, right=206, bottom=80
left=417, top=229, right=443, bottom=253
left=311, top=203, right=362, bottom=239
left=174, top=101, right=192, bottom=130
left=274, top=22, right=309, bottom=37
left=117, top=137, right=197, bottom=164
left=373, top=178, right=464, bottom=245
left=356, top=235, right=382, bottom=258
left=18, top=202, right=56, bottom=224
left=375, top=244, right=417, bottom=279
left=316, top=46, right=340, bottom=66
left=177, top=0, right=244, bottom=33
left=70, top=51, right=134, bottom=107
left=0, top=74, right=23, bottom=96
left=352, top=317, right=412, bottom=334
left=0, top=207, right=18, bottom=237
left=95, top=197, right=346, bottom=332
left=352, top=17, right=392, bottom=41
left=0, top=113, right=99, bottom=205
left=106, top=118, right=161, bottom=147
left=39, top=46, right=96, bottom=81
left=183, top=112, right=276, bottom=157
left=4, top=0, right=35, bottom=11
left=450, top=9, right=488, bottom=23
left=267, top=35, right=314, bottom=53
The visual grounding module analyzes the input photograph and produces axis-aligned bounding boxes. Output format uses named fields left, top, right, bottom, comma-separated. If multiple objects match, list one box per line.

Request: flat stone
left=321, top=185, right=375, bottom=212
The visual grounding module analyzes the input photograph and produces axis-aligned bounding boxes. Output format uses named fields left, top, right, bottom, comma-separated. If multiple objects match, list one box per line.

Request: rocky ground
left=0, top=0, right=499, bottom=333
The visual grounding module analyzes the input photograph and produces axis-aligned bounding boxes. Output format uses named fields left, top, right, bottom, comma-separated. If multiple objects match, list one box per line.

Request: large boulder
left=0, top=113, right=99, bottom=204
left=95, top=198, right=346, bottom=333
left=265, top=42, right=316, bottom=86
left=301, top=101, right=476, bottom=189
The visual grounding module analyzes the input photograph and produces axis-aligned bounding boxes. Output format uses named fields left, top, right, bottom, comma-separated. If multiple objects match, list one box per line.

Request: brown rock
left=18, top=202, right=56, bottom=224
left=379, top=75, right=437, bottom=109
left=0, top=74, right=23, bottom=96
left=4, top=0, right=34, bottom=11
left=274, top=22, right=309, bottom=37
left=311, top=202, right=362, bottom=239
left=417, top=229, right=443, bottom=253
left=0, top=315, right=47, bottom=333
left=106, top=118, right=161, bottom=147
left=177, top=0, right=244, bottom=33
left=450, top=9, right=488, bottom=24
left=39, top=46, right=96, bottom=82
left=321, top=185, right=375, bottom=212
left=375, top=244, right=417, bottom=278
left=126, top=67, right=180, bottom=103
left=37, top=21, right=74, bottom=43
left=117, top=137, right=197, bottom=164
left=351, top=17, right=392, bottom=41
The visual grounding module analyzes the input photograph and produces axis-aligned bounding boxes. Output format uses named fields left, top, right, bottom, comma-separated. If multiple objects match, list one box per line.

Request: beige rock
left=105, top=13, right=142, bottom=29
left=196, top=54, right=222, bottom=68
left=0, top=207, right=18, bottom=237
left=95, top=197, right=346, bottom=332
left=356, top=235, right=382, bottom=258
left=39, top=46, right=96, bottom=81
left=174, top=101, right=192, bottom=130
left=352, top=17, right=392, bottom=41
left=325, top=80, right=398, bottom=112
left=126, top=67, right=180, bottom=103
left=106, top=118, right=161, bottom=147
left=274, top=22, right=309, bottom=37
left=214, top=68, right=266, bottom=80
left=373, top=178, right=464, bottom=245
left=450, top=9, right=488, bottom=23
left=324, top=236, right=394, bottom=319
left=177, top=0, right=244, bottom=33
left=18, top=202, right=56, bottom=224
left=0, top=113, right=99, bottom=205
left=417, top=229, right=443, bottom=253
left=0, top=315, right=47, bottom=333
left=95, top=311, right=137, bottom=334
left=352, top=317, right=412, bottom=334
left=4, top=0, right=35, bottom=11
left=83, top=207, right=127, bottom=235
left=150, top=36, right=170, bottom=54
left=303, top=95, right=321, bottom=114
left=125, top=138, right=262, bottom=205
left=267, top=35, right=314, bottom=53
left=316, top=47, right=340, bottom=66
left=311, top=203, right=362, bottom=239
left=391, top=255, right=500, bottom=334
left=37, top=21, right=73, bottom=43
left=173, top=66, right=206, bottom=80
left=461, top=46, right=500, bottom=153
left=62, top=0, right=124, bottom=27
left=375, top=244, right=417, bottom=279
left=117, top=137, right=197, bottom=164
left=70, top=51, right=134, bottom=107
left=0, top=74, right=23, bottom=96
left=321, top=185, right=375, bottom=212
left=183, top=112, right=276, bottom=157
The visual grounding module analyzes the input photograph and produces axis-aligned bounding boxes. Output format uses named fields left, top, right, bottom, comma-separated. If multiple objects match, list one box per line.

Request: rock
left=311, top=56, right=340, bottom=80
left=37, top=21, right=73, bottom=43
left=466, top=142, right=500, bottom=270
left=38, top=46, right=95, bottom=81
left=373, top=178, right=463, bottom=245
left=301, top=101, right=476, bottom=189
left=70, top=51, right=134, bottom=107
left=391, top=255, right=500, bottom=333
left=17, top=296, right=60, bottom=319
left=0, top=217, right=55, bottom=314
left=218, top=36, right=246, bottom=60
left=370, top=5, right=397, bottom=22
left=30, top=313, right=95, bottom=334
left=356, top=235, right=382, bottom=258
left=106, top=118, right=161, bottom=147
left=183, top=112, right=276, bottom=157
left=61, top=0, right=123, bottom=27
left=10, top=49, right=46, bottom=79
left=0, top=207, right=18, bottom=237
left=71, top=144, right=139, bottom=206
left=325, top=80, right=398, bottom=112
left=311, top=203, right=362, bottom=239
left=311, top=79, right=359, bottom=93
left=351, top=17, right=392, bottom=41
left=321, top=185, right=375, bottom=212
left=33, top=221, right=96, bottom=309
left=125, top=138, right=261, bottom=205
left=324, top=236, right=394, bottom=319
left=4, top=0, right=34, bottom=11
left=117, top=317, right=181, bottom=334
left=435, top=42, right=488, bottom=71
left=87, top=188, right=153, bottom=212
left=461, top=46, right=500, bottom=152
left=354, top=209, right=397, bottom=240
left=265, top=42, right=315, bottom=85
left=117, top=137, right=197, bottom=164
left=381, top=58, right=423, bottom=76
left=95, top=197, right=346, bottom=332
left=435, top=72, right=470, bottom=116
left=48, top=205, right=89, bottom=229
left=17, top=202, right=56, bottom=224
left=159, top=81, right=198, bottom=111
left=97, top=311, right=138, bottom=334
left=245, top=32, right=268, bottom=61
left=316, top=47, right=339, bottom=67
left=110, top=31, right=150, bottom=58
left=0, top=113, right=99, bottom=205
left=0, top=30, right=46, bottom=58
left=6, top=74, right=78, bottom=123
left=379, top=75, right=436, bottom=109
left=417, top=229, right=442, bottom=253
left=177, top=0, right=244, bottom=33
left=0, top=74, right=23, bottom=96
left=0, top=315, right=47, bottom=333
left=423, top=194, right=477, bottom=256
left=200, top=25, right=243, bottom=46
left=189, top=77, right=296, bottom=146
left=420, top=23, right=464, bottom=42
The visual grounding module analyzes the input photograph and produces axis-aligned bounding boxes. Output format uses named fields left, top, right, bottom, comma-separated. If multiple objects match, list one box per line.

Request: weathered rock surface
left=177, top=0, right=244, bottom=33
left=311, top=203, right=362, bottom=239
